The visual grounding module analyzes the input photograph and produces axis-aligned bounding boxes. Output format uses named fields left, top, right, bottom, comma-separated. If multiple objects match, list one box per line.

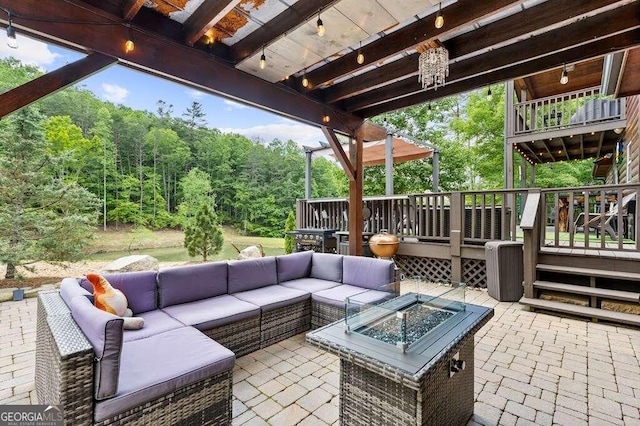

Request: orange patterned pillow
left=85, top=273, right=144, bottom=330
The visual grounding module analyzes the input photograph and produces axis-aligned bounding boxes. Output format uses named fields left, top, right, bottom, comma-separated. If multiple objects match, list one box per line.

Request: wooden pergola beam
left=326, top=0, right=634, bottom=107
left=0, top=53, right=117, bottom=118
left=0, top=0, right=363, bottom=134
left=322, top=126, right=354, bottom=181
left=230, top=0, right=338, bottom=63
left=302, top=0, right=524, bottom=88
left=184, top=0, right=244, bottom=47
left=122, top=0, right=144, bottom=21
left=358, top=29, right=640, bottom=117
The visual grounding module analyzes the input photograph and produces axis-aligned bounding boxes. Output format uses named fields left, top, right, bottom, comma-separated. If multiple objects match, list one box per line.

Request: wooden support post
left=349, top=126, right=364, bottom=256
left=521, top=190, right=541, bottom=300
left=322, top=125, right=364, bottom=256
left=450, top=192, right=464, bottom=282
left=504, top=80, right=515, bottom=189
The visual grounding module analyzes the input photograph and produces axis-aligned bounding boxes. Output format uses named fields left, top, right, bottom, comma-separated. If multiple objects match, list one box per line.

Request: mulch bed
left=0, top=277, right=62, bottom=290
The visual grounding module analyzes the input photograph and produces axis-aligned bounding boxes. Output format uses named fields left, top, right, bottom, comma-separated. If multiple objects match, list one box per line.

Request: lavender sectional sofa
left=35, top=252, right=395, bottom=425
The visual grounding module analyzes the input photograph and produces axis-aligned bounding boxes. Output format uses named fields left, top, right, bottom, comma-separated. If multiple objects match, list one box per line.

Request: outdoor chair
left=573, top=192, right=636, bottom=239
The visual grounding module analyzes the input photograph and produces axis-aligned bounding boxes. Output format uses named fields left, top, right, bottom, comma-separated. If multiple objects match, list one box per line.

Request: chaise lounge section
left=35, top=252, right=395, bottom=425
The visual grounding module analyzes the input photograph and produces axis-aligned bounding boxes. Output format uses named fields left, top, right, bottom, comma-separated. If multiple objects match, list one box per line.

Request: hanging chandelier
left=418, top=43, right=449, bottom=90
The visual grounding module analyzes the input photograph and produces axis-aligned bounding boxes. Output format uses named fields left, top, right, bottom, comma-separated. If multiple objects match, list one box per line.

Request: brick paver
left=2, top=288, right=640, bottom=425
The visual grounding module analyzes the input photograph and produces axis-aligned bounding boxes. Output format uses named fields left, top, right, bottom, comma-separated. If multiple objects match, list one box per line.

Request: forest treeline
left=0, top=58, right=596, bottom=238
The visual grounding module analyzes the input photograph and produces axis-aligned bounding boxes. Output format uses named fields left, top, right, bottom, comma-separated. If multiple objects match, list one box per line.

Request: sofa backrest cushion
left=60, top=278, right=93, bottom=306
left=157, top=262, right=228, bottom=308
left=277, top=251, right=313, bottom=283
left=342, top=256, right=395, bottom=289
left=80, top=271, right=157, bottom=315
left=69, top=295, right=123, bottom=400
left=310, top=253, right=343, bottom=283
left=228, top=256, right=278, bottom=293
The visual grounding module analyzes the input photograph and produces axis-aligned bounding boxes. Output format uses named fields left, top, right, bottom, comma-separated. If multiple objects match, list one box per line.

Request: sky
left=0, top=32, right=326, bottom=148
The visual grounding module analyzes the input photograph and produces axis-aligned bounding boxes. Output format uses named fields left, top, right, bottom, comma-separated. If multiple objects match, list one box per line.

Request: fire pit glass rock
left=344, top=280, right=466, bottom=352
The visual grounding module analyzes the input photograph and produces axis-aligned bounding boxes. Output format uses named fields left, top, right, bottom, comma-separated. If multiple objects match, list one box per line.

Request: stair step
left=533, top=281, right=640, bottom=303
left=519, top=298, right=640, bottom=327
left=536, top=264, right=640, bottom=281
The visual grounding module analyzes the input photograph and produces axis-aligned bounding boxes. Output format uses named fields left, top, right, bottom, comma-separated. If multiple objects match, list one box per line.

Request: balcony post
left=504, top=80, right=515, bottom=189
left=450, top=192, right=464, bottom=282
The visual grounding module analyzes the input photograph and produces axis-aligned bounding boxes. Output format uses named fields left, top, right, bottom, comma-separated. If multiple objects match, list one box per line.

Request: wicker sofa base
left=95, top=370, right=233, bottom=426
left=311, top=301, right=344, bottom=329
left=261, top=300, right=311, bottom=348
left=203, top=316, right=261, bottom=357
left=339, top=333, right=475, bottom=426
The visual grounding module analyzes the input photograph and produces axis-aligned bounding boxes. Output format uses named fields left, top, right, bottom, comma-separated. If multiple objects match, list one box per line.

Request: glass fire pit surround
left=344, top=281, right=465, bottom=353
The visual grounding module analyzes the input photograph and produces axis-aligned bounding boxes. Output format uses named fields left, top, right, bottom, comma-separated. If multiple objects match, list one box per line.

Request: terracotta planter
left=369, top=231, right=399, bottom=258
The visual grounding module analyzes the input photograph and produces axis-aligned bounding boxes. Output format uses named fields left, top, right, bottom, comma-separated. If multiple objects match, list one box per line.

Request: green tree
left=184, top=203, right=223, bottom=261
left=177, top=168, right=214, bottom=225
left=284, top=211, right=296, bottom=254
left=0, top=107, right=99, bottom=279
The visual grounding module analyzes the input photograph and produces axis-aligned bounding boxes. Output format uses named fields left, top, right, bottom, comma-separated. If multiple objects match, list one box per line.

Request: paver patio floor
left=1, top=289, right=640, bottom=425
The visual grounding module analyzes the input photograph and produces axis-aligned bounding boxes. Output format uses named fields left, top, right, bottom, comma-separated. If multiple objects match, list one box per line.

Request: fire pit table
left=306, top=281, right=493, bottom=426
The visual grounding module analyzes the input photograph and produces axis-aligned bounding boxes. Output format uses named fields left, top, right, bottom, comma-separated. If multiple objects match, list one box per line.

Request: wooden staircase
left=519, top=251, right=640, bottom=326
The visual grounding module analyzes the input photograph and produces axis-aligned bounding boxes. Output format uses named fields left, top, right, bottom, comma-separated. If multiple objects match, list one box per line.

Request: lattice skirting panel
left=462, top=258, right=487, bottom=288
left=395, top=255, right=451, bottom=282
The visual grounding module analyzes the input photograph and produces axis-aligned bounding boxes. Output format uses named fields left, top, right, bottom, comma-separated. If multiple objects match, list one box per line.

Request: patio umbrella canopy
left=362, top=139, right=433, bottom=167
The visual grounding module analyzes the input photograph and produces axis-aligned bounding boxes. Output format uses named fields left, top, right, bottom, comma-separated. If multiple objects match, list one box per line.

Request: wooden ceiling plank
left=0, top=53, right=117, bottom=118
left=184, top=0, right=244, bottom=47
left=580, top=135, right=585, bottom=159
left=325, top=0, right=635, bottom=106
left=357, top=29, right=640, bottom=117
left=0, top=0, right=363, bottom=134
left=322, top=126, right=355, bottom=181
left=304, top=0, right=524, bottom=88
left=230, top=0, right=339, bottom=63
left=122, top=0, right=144, bottom=21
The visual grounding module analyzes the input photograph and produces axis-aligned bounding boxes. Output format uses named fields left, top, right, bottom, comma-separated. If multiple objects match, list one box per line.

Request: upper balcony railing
left=509, top=87, right=625, bottom=137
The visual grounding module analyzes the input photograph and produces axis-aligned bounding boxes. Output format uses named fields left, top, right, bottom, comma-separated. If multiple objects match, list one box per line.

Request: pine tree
left=183, top=203, right=223, bottom=261
left=284, top=210, right=296, bottom=254
left=0, top=107, right=100, bottom=279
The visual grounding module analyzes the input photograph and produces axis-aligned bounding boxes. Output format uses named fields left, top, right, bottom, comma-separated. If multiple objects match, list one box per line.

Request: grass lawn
left=86, top=226, right=284, bottom=262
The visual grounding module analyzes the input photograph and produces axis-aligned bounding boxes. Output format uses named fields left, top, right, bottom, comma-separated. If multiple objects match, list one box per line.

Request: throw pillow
left=85, top=273, right=144, bottom=330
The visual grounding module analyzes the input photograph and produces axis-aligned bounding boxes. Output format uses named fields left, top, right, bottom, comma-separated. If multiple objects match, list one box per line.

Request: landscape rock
left=237, top=245, right=264, bottom=260
left=101, top=255, right=159, bottom=273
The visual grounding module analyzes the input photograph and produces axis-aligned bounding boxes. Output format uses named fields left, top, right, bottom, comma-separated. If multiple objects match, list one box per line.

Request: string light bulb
left=356, top=42, right=364, bottom=65
left=302, top=72, right=309, bottom=88
left=434, top=3, right=444, bottom=29
left=259, top=45, right=266, bottom=70
left=124, top=26, right=134, bottom=54
left=6, top=12, right=17, bottom=49
left=486, top=87, right=492, bottom=101
left=322, top=113, right=330, bottom=124
left=560, top=63, right=569, bottom=85
left=317, top=10, right=325, bottom=37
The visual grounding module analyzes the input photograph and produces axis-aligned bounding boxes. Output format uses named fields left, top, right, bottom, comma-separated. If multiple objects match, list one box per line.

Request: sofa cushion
left=94, top=327, right=234, bottom=423
left=162, top=295, right=260, bottom=330
left=227, top=256, right=278, bottom=293
left=342, top=256, right=395, bottom=289
left=157, top=262, right=228, bottom=308
left=312, top=284, right=393, bottom=308
left=280, top=277, right=340, bottom=293
left=80, top=271, right=157, bottom=315
left=69, top=296, right=123, bottom=400
left=310, top=253, right=343, bottom=283
left=122, top=310, right=183, bottom=342
left=276, top=251, right=313, bottom=283
left=60, top=278, right=93, bottom=306
left=232, top=285, right=309, bottom=312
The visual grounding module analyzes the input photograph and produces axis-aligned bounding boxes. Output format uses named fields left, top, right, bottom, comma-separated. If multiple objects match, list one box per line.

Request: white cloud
left=220, top=122, right=325, bottom=147
left=0, top=34, right=60, bottom=69
left=101, top=83, right=129, bottom=103
left=185, top=88, right=205, bottom=100
left=223, top=99, right=249, bottom=111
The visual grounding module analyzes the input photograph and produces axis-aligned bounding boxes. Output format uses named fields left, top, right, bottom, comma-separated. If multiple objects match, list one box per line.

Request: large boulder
left=101, top=255, right=159, bottom=273
left=237, top=245, right=264, bottom=260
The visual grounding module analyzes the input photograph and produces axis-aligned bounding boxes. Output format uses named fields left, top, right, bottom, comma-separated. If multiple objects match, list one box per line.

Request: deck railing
left=510, top=87, right=625, bottom=137
left=297, top=189, right=529, bottom=245
left=538, top=184, right=640, bottom=251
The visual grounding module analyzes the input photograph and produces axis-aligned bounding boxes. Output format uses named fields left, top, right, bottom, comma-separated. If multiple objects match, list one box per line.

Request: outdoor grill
left=289, top=228, right=338, bottom=253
